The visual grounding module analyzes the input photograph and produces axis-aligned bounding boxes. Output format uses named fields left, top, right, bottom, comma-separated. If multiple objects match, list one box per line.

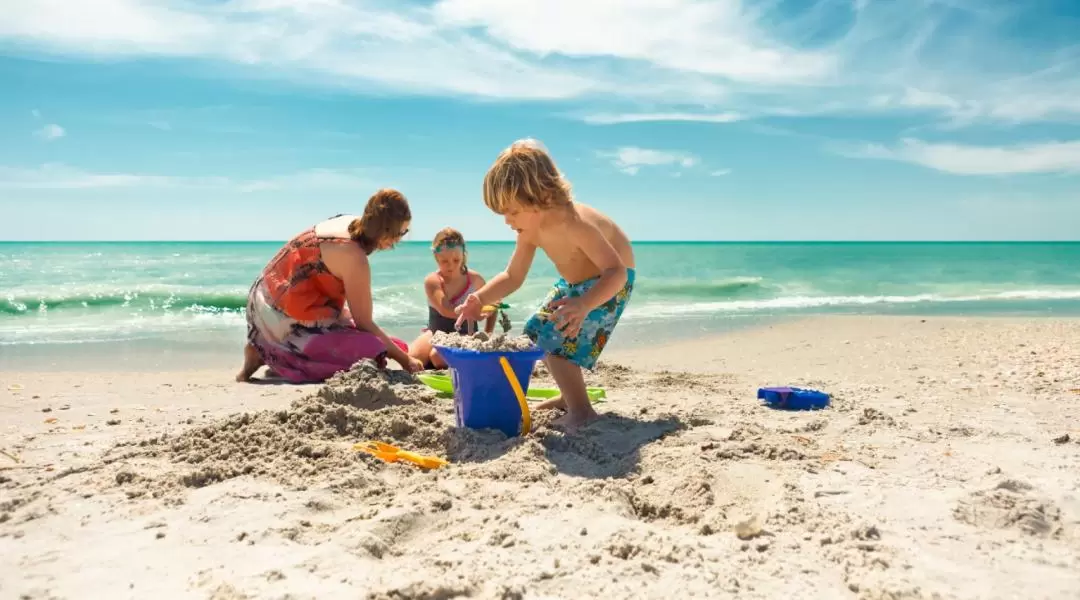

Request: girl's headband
left=432, top=240, right=465, bottom=254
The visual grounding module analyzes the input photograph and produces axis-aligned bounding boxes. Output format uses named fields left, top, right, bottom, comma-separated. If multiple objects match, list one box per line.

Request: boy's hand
left=454, top=293, right=484, bottom=330
left=550, top=297, right=587, bottom=338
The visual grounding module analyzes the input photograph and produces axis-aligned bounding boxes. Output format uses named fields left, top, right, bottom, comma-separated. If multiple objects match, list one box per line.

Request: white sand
left=2, top=316, right=1079, bottom=599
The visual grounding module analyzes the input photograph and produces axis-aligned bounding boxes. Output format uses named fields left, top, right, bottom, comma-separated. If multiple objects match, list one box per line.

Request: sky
left=2, top=0, right=1079, bottom=242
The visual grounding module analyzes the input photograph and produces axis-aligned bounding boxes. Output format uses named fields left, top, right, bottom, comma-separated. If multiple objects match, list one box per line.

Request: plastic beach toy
left=415, top=372, right=607, bottom=403
left=353, top=441, right=448, bottom=469
left=757, top=386, right=830, bottom=411
left=498, top=356, right=531, bottom=436
left=433, top=343, right=544, bottom=437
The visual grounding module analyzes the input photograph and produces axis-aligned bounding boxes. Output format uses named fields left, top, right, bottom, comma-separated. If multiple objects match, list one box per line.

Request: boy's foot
left=551, top=409, right=599, bottom=433
left=533, top=394, right=566, bottom=411
left=235, top=344, right=264, bottom=382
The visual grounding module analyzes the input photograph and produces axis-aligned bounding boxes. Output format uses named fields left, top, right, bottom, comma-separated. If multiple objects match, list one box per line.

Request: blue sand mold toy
left=433, top=344, right=545, bottom=437
left=758, top=386, right=830, bottom=411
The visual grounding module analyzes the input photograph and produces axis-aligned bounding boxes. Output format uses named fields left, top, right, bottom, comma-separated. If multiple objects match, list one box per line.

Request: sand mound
left=113, top=360, right=452, bottom=498
left=431, top=331, right=535, bottom=352
left=107, top=359, right=683, bottom=504
left=954, top=478, right=1064, bottom=538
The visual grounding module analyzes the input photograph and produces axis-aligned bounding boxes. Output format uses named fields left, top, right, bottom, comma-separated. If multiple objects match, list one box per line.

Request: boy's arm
left=472, top=235, right=537, bottom=304
left=472, top=273, right=498, bottom=334
left=564, top=220, right=627, bottom=310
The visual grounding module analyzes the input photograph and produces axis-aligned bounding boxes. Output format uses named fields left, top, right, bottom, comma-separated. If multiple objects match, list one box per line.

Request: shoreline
left=3, top=315, right=1079, bottom=598
left=4, top=312, right=1077, bottom=374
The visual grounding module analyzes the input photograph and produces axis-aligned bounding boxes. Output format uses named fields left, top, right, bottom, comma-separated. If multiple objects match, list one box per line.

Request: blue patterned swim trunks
left=523, top=268, right=635, bottom=370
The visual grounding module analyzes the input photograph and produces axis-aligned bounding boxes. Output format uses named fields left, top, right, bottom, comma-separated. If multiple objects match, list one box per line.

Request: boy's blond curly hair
left=482, top=139, right=573, bottom=214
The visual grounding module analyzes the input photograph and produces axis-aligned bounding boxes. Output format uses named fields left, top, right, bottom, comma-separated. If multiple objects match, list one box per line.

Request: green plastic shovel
left=416, top=372, right=607, bottom=403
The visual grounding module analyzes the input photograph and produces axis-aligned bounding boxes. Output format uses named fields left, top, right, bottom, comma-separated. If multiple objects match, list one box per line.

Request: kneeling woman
left=237, top=189, right=424, bottom=383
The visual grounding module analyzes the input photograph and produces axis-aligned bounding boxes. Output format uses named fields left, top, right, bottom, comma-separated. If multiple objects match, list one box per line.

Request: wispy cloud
left=0, top=164, right=373, bottom=190
left=600, top=147, right=699, bottom=175
left=34, top=123, right=65, bottom=141
left=581, top=111, right=744, bottom=125
left=0, top=0, right=1076, bottom=126
left=839, top=138, right=1080, bottom=176
left=710, top=169, right=732, bottom=177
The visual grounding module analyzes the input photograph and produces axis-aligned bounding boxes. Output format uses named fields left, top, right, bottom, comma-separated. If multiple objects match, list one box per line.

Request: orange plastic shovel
left=353, top=441, right=449, bottom=469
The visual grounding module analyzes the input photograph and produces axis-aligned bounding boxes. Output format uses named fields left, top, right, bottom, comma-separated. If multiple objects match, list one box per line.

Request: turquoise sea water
left=2, top=242, right=1080, bottom=367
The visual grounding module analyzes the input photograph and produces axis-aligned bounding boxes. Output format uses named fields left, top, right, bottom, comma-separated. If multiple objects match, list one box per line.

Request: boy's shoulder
left=564, top=203, right=616, bottom=234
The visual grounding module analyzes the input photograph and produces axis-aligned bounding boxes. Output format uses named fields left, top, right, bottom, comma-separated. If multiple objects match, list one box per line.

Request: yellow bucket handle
left=498, top=356, right=531, bottom=436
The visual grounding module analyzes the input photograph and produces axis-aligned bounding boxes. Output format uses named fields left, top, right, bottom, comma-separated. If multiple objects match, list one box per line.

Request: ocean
left=2, top=241, right=1080, bottom=369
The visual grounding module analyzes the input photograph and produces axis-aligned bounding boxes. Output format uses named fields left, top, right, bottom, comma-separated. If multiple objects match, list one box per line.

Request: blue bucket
left=757, top=386, right=830, bottom=410
left=433, top=344, right=545, bottom=437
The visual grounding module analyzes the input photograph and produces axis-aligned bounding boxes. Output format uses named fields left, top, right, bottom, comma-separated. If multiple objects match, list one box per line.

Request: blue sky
left=1, top=0, right=1079, bottom=241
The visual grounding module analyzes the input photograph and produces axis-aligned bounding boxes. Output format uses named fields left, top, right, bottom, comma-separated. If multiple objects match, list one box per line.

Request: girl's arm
left=424, top=274, right=458, bottom=319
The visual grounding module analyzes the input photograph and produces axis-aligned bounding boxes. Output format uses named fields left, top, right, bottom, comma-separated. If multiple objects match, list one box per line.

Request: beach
left=3, top=315, right=1078, bottom=599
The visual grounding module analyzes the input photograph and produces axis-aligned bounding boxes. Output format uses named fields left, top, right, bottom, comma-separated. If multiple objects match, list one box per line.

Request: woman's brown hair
left=431, top=227, right=467, bottom=274
left=349, top=188, right=411, bottom=254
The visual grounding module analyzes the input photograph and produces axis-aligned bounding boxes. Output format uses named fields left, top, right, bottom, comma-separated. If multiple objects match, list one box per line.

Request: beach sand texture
left=2, top=316, right=1079, bottom=599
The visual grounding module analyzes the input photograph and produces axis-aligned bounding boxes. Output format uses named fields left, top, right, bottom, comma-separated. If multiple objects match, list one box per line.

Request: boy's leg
left=543, top=355, right=598, bottom=429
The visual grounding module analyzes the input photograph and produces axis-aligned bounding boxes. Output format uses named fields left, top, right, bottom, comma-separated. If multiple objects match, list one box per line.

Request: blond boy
left=455, top=139, right=636, bottom=429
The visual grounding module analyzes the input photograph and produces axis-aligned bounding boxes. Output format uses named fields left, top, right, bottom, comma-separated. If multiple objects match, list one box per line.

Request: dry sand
left=1, top=316, right=1079, bottom=599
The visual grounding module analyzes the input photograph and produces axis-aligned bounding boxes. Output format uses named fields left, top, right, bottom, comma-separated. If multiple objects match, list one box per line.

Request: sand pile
left=431, top=330, right=535, bottom=352
left=954, top=478, right=1064, bottom=538
left=112, top=360, right=454, bottom=498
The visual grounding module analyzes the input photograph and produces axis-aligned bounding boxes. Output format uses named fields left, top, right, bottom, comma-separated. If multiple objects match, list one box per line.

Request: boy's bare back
left=530, top=202, right=635, bottom=284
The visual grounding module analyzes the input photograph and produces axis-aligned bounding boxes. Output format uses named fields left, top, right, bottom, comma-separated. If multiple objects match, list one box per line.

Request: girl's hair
left=483, top=138, right=573, bottom=215
left=349, top=188, right=411, bottom=254
left=431, top=227, right=467, bottom=274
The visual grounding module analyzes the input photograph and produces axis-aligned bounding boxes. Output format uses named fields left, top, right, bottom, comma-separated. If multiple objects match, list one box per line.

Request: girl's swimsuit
left=245, top=225, right=407, bottom=383
left=426, top=272, right=477, bottom=335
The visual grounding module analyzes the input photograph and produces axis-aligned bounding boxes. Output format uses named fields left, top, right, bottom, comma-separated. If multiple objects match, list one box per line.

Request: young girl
left=408, top=228, right=497, bottom=369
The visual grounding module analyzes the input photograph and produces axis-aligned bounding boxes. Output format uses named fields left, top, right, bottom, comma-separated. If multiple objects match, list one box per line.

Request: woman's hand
left=392, top=350, right=424, bottom=373
left=550, top=296, right=588, bottom=338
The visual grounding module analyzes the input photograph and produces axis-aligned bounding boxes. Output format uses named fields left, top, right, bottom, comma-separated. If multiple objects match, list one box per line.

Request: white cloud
left=601, top=147, right=699, bottom=175
left=581, top=111, right=744, bottom=125
left=34, top=124, right=65, bottom=141
left=148, top=120, right=172, bottom=130
left=0, top=0, right=1077, bottom=125
left=0, top=0, right=595, bottom=101
left=0, top=163, right=373, bottom=190
left=841, top=138, right=1080, bottom=175
left=710, top=169, right=732, bottom=176
left=432, top=0, right=835, bottom=85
